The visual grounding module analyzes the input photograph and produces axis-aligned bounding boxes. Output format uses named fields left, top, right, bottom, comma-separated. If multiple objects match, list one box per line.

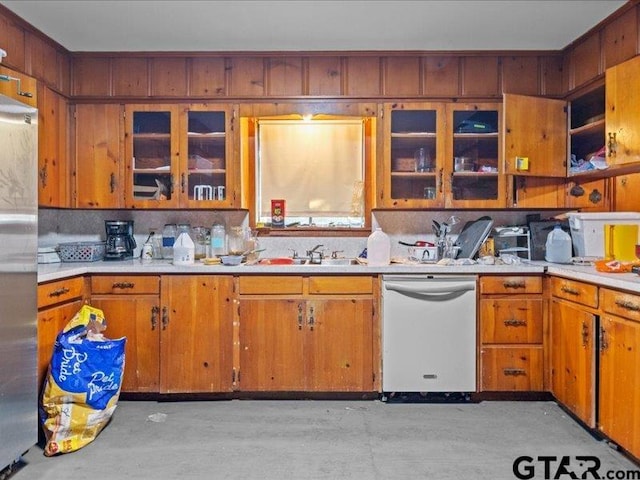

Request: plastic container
left=545, top=224, right=573, bottom=264
left=162, top=223, right=177, bottom=259
left=567, top=212, right=640, bottom=258
left=173, top=225, right=195, bottom=265
left=367, top=228, right=391, bottom=266
left=210, top=224, right=226, bottom=256
left=57, top=242, right=105, bottom=262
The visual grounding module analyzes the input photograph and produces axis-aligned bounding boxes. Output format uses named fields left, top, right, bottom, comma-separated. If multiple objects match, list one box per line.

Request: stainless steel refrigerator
left=0, top=94, right=38, bottom=470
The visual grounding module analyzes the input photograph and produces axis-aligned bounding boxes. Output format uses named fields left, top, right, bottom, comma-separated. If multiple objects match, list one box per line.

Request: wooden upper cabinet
left=503, top=93, right=567, bottom=177
left=605, top=55, right=640, bottom=165
left=229, top=57, right=265, bottom=97
left=307, top=56, right=342, bottom=96
left=150, top=58, right=188, bottom=97
left=345, top=56, right=381, bottom=97
left=424, top=56, right=459, bottom=97
left=0, top=65, right=36, bottom=106
left=461, top=56, right=499, bottom=97
left=603, top=7, right=638, bottom=70
left=112, top=58, right=149, bottom=97
left=0, top=14, right=26, bottom=72
left=190, top=57, right=226, bottom=97
left=383, top=56, right=421, bottom=96
left=27, top=34, right=60, bottom=90
left=266, top=57, right=303, bottom=96
left=38, top=84, right=69, bottom=208
left=501, top=56, right=539, bottom=96
left=566, top=33, right=602, bottom=91
left=72, top=57, right=111, bottom=97
left=74, top=103, right=124, bottom=208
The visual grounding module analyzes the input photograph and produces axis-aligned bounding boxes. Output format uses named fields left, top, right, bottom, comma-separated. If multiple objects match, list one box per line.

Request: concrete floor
left=8, top=399, right=639, bottom=480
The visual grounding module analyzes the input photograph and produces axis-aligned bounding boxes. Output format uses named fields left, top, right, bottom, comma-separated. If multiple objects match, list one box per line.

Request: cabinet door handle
left=503, top=280, right=525, bottom=289
left=297, top=303, right=303, bottom=330
left=503, top=319, right=527, bottom=327
left=503, top=368, right=526, bottom=376
left=181, top=173, right=186, bottom=194
left=151, top=305, right=159, bottom=330
left=112, top=282, right=134, bottom=289
left=560, top=286, right=580, bottom=296
left=581, top=321, right=589, bottom=347
left=438, top=168, right=443, bottom=193
left=110, top=172, right=116, bottom=193
left=48, top=287, right=70, bottom=297
left=599, top=326, right=607, bottom=352
left=308, top=305, right=315, bottom=331
left=615, top=299, right=640, bottom=312
left=161, top=306, right=169, bottom=330
left=607, top=132, right=617, bottom=157
left=39, top=163, right=48, bottom=188
left=169, top=174, right=175, bottom=194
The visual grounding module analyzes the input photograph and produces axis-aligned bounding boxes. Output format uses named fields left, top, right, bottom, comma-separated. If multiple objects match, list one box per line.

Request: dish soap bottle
left=545, top=224, right=572, bottom=264
left=367, top=228, right=391, bottom=266
left=173, top=224, right=195, bottom=265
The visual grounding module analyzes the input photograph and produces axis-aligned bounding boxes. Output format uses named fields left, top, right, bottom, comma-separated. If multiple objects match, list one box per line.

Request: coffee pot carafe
left=104, top=220, right=136, bottom=260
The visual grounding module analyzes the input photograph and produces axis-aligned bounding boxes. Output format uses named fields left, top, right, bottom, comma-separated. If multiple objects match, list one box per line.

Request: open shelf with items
left=569, top=85, right=606, bottom=176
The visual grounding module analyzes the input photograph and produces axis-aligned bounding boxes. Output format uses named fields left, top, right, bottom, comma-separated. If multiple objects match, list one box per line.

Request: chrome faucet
left=306, top=244, right=325, bottom=264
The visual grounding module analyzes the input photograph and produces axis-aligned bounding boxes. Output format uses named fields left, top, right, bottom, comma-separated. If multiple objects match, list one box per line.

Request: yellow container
left=604, top=224, right=639, bottom=261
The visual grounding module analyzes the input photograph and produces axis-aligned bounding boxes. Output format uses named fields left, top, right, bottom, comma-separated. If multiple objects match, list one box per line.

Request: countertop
left=37, top=259, right=640, bottom=293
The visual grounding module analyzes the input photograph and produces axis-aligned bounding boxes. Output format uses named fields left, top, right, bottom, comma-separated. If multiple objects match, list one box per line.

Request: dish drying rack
left=494, top=226, right=531, bottom=260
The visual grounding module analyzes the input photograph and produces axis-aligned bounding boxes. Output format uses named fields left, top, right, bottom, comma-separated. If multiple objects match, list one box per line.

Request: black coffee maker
left=104, top=220, right=136, bottom=260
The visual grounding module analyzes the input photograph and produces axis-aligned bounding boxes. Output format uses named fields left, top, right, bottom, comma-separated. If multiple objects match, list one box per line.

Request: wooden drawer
left=91, top=275, right=160, bottom=294
left=38, top=276, right=85, bottom=309
left=601, top=288, right=640, bottom=322
left=309, top=276, right=374, bottom=295
left=480, top=346, right=544, bottom=391
left=480, top=275, right=542, bottom=295
left=551, top=277, right=598, bottom=308
left=238, top=276, right=304, bottom=295
left=480, top=298, right=543, bottom=344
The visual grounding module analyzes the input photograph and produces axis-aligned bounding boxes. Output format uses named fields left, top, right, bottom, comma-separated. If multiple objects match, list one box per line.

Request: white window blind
left=257, top=119, right=364, bottom=222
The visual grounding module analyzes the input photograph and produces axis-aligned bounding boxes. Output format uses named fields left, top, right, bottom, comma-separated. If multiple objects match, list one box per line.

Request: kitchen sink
left=257, top=257, right=359, bottom=266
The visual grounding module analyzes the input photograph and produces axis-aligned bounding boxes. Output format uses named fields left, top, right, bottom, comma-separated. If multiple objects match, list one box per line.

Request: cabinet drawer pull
left=615, top=299, right=640, bottom=312
left=503, top=319, right=527, bottom=327
left=503, top=368, right=526, bottom=376
left=503, top=281, right=525, bottom=289
left=560, top=286, right=580, bottom=296
left=161, top=306, right=169, bottom=330
left=112, top=282, right=135, bottom=289
left=151, top=305, right=159, bottom=330
left=49, top=287, right=70, bottom=297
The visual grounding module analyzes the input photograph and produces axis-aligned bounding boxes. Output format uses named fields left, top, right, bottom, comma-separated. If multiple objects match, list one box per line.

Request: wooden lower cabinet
left=37, top=276, right=87, bottom=390
left=478, top=275, right=544, bottom=392
left=90, top=275, right=161, bottom=393
left=90, top=274, right=233, bottom=394
left=550, top=299, right=596, bottom=427
left=599, top=288, right=640, bottom=459
left=238, top=275, right=377, bottom=392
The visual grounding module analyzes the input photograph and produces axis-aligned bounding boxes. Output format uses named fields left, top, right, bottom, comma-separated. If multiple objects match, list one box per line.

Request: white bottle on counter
left=173, top=225, right=195, bottom=265
left=545, top=224, right=572, bottom=264
left=367, top=227, right=391, bottom=266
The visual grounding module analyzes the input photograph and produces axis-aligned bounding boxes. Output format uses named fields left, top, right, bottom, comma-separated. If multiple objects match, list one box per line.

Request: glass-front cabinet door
left=125, top=104, right=235, bottom=208
left=381, top=103, right=445, bottom=208
left=179, top=104, right=234, bottom=208
left=125, top=104, right=180, bottom=208
left=447, top=103, right=504, bottom=208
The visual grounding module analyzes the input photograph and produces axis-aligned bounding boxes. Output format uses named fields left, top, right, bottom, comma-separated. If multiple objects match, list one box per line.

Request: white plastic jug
left=367, top=228, right=391, bottom=266
left=545, top=224, right=572, bottom=264
left=173, top=230, right=195, bottom=265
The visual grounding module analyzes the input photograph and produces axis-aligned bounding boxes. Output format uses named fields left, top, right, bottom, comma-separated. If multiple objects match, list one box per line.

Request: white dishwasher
left=382, top=275, right=477, bottom=394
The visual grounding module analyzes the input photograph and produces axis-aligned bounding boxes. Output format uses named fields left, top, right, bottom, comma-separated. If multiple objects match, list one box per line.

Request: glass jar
left=210, top=224, right=226, bottom=256
left=227, top=226, right=247, bottom=255
left=192, top=226, right=209, bottom=260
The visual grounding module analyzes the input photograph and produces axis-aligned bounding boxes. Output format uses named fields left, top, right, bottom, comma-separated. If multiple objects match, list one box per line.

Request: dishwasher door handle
left=384, top=281, right=475, bottom=297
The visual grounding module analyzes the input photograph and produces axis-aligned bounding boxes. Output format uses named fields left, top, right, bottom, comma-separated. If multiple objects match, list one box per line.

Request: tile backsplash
left=39, top=208, right=571, bottom=258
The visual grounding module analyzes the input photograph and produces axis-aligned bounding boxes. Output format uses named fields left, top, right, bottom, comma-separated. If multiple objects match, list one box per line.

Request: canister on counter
left=271, top=199, right=285, bottom=228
